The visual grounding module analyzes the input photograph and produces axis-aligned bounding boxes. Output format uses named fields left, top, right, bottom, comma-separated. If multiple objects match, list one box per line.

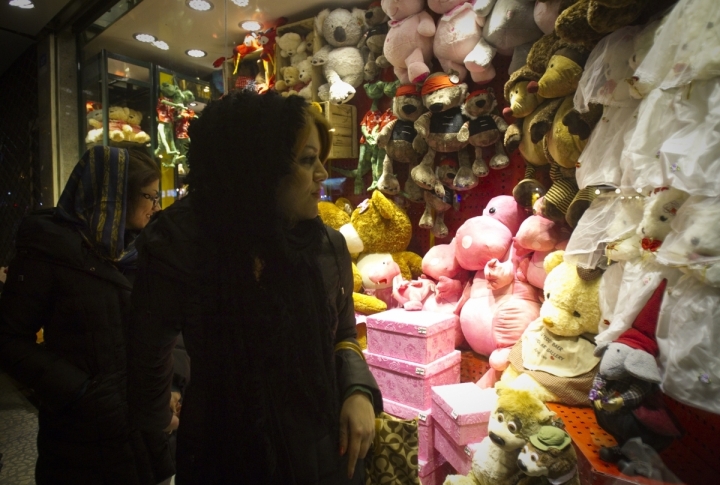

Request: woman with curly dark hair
left=127, top=91, right=382, bottom=484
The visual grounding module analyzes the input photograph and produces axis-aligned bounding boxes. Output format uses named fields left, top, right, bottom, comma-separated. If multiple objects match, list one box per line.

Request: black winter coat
left=128, top=196, right=383, bottom=484
left=0, top=210, right=174, bottom=485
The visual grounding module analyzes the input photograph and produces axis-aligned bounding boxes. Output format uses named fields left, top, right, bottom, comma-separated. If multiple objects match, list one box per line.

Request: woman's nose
left=315, top=161, right=328, bottom=181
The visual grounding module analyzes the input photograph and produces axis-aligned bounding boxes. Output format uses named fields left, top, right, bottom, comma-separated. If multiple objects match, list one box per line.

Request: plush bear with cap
left=380, top=0, right=435, bottom=83
left=443, top=388, right=559, bottom=485
left=376, top=83, right=427, bottom=197
left=312, top=7, right=367, bottom=104
left=591, top=279, right=683, bottom=477
left=412, top=73, right=476, bottom=196
left=517, top=426, right=580, bottom=485
left=461, top=87, right=510, bottom=177
left=499, top=250, right=605, bottom=406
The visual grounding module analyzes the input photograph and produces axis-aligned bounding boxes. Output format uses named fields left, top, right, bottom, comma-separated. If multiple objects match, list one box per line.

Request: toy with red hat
left=591, top=278, right=683, bottom=477
left=411, top=73, right=477, bottom=197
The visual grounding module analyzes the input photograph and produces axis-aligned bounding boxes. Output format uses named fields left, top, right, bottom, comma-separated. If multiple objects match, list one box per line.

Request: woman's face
left=277, top=121, right=328, bottom=226
left=126, top=179, right=160, bottom=230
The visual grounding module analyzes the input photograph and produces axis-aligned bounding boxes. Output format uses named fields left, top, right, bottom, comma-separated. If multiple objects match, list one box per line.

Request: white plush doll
left=276, top=32, right=309, bottom=67
left=312, top=8, right=367, bottom=104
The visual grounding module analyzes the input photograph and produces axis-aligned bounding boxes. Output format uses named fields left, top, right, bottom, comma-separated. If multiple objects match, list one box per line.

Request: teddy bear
left=591, top=279, right=683, bottom=478
left=499, top=250, right=605, bottom=406
left=466, top=0, right=544, bottom=84
left=412, top=73, right=476, bottom=197
left=443, top=388, right=559, bottom=485
left=375, top=83, right=428, bottom=198
left=86, top=106, right=132, bottom=144
left=427, top=0, right=484, bottom=83
left=294, top=58, right=313, bottom=99
left=276, top=32, right=308, bottom=67
left=123, top=109, right=151, bottom=145
left=338, top=190, right=423, bottom=308
left=460, top=88, right=510, bottom=177
left=516, top=426, right=580, bottom=485
left=593, top=187, right=688, bottom=351
left=312, top=8, right=367, bottom=104
left=357, top=1, right=390, bottom=81
left=380, top=0, right=436, bottom=84
left=318, top=198, right=388, bottom=315
left=275, top=65, right=305, bottom=97
left=418, top=156, right=461, bottom=238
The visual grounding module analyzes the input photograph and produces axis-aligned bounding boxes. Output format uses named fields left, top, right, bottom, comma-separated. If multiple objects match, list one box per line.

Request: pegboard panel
left=546, top=403, right=717, bottom=485
left=326, top=53, right=544, bottom=258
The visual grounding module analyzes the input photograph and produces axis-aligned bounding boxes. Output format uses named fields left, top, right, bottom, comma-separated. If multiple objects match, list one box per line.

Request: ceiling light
left=9, top=0, right=34, bottom=8
left=134, top=33, right=156, bottom=43
left=187, top=0, right=213, bottom=11
left=231, top=0, right=249, bottom=6
left=153, top=40, right=170, bottom=50
left=186, top=49, right=207, bottom=58
left=240, top=20, right=262, bottom=31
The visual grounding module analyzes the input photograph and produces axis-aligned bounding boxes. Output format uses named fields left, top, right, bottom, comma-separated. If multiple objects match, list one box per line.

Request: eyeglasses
left=141, top=192, right=161, bottom=208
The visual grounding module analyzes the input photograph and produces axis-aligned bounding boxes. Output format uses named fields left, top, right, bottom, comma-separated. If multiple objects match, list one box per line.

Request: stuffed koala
left=461, top=88, right=510, bottom=177
left=412, top=73, right=475, bottom=196
left=312, top=8, right=367, bottom=104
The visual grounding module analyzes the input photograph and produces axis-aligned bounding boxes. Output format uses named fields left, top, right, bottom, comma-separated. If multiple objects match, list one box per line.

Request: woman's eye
left=301, top=156, right=317, bottom=165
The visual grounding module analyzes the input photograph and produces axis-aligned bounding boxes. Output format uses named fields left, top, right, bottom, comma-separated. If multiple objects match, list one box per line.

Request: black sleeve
left=331, top=231, right=383, bottom=414
left=0, top=254, right=90, bottom=412
left=127, top=249, right=187, bottom=432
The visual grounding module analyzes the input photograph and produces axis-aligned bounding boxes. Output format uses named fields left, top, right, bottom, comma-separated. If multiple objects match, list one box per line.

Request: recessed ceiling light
left=231, top=0, right=249, bottom=6
left=186, top=49, right=207, bottom=58
left=153, top=40, right=170, bottom=50
left=187, top=0, right=213, bottom=11
left=240, top=20, right=262, bottom=31
left=9, top=0, right=34, bottom=8
left=134, top=33, right=156, bottom=43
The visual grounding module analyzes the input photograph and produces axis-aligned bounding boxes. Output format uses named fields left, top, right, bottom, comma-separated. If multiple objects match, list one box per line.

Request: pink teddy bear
left=428, top=0, right=484, bottom=83
left=381, top=0, right=436, bottom=83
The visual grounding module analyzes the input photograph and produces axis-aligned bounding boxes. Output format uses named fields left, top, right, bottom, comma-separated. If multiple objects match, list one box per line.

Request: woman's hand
left=339, top=391, right=375, bottom=479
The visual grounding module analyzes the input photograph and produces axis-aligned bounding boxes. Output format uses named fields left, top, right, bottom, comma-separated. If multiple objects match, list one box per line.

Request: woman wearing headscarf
left=0, top=146, right=171, bottom=484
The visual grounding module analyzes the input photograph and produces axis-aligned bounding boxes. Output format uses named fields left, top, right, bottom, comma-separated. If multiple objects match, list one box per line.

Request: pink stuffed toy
left=381, top=0, right=436, bottom=83
left=421, top=240, right=470, bottom=347
left=428, top=0, right=484, bottom=83
left=513, top=198, right=571, bottom=290
left=454, top=196, right=543, bottom=387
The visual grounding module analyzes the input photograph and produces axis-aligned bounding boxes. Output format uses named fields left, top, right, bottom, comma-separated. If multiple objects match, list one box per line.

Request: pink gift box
left=431, top=383, right=497, bottom=446
left=366, top=350, right=461, bottom=410
left=383, top=397, right=435, bottom=463
left=366, top=309, right=456, bottom=364
left=432, top=423, right=482, bottom=477
left=419, top=455, right=453, bottom=485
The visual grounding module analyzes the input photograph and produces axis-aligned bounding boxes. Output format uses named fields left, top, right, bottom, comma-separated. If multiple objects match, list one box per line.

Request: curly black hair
left=182, top=91, right=339, bottom=480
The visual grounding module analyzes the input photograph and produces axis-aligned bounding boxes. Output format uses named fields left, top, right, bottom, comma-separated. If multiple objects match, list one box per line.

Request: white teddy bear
left=312, top=8, right=366, bottom=104
left=276, top=32, right=309, bottom=67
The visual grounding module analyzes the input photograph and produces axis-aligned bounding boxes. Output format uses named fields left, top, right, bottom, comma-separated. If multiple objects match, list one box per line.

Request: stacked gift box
left=364, top=308, right=460, bottom=484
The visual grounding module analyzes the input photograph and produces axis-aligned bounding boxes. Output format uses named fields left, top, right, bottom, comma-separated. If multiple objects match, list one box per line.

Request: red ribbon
left=641, top=238, right=662, bottom=252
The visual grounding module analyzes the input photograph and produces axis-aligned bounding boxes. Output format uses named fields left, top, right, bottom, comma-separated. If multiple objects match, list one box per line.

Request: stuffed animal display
left=85, top=106, right=150, bottom=146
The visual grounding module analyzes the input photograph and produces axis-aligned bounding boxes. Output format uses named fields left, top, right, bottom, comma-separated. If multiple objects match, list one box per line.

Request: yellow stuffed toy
left=499, top=250, right=604, bottom=406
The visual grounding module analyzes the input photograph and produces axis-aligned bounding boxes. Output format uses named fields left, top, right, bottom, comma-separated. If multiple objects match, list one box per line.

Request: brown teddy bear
left=411, top=73, right=475, bottom=197
left=460, top=88, right=510, bottom=177
left=517, top=426, right=580, bottom=485
left=376, top=83, right=427, bottom=198
left=358, top=1, right=390, bottom=81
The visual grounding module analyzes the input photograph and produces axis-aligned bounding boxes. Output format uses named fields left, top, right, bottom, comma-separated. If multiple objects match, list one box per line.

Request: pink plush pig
left=393, top=276, right=435, bottom=311
left=428, top=0, right=484, bottom=83
left=455, top=196, right=542, bottom=387
left=421, top=240, right=470, bottom=347
left=381, top=0, right=435, bottom=83
left=513, top=197, right=571, bottom=290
